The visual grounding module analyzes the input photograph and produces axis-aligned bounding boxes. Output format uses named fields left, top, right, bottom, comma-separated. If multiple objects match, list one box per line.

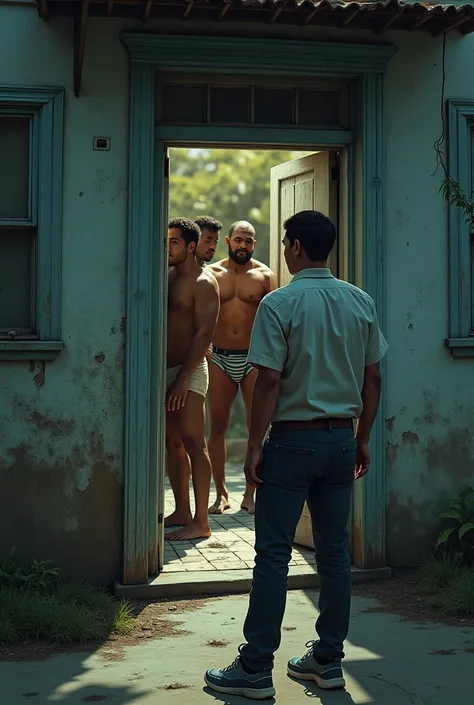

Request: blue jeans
left=239, top=427, right=356, bottom=673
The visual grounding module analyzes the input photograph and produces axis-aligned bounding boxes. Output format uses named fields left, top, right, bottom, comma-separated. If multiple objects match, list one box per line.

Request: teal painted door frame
left=122, top=33, right=396, bottom=585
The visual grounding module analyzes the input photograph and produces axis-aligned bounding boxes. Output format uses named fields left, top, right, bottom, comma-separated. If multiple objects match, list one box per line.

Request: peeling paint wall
left=0, top=12, right=128, bottom=584
left=2, top=8, right=474, bottom=579
left=384, top=32, right=474, bottom=566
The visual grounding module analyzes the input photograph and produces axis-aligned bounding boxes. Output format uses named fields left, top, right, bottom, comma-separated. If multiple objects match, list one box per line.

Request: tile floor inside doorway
left=163, top=462, right=315, bottom=573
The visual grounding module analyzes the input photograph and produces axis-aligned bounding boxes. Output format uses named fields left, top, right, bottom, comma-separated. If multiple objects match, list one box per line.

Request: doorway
left=162, top=145, right=347, bottom=575
left=122, top=33, right=391, bottom=585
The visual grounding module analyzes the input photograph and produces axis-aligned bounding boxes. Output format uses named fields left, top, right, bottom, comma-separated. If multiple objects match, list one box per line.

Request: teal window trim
left=0, top=87, right=65, bottom=361
left=121, top=33, right=396, bottom=585
left=446, top=100, right=474, bottom=358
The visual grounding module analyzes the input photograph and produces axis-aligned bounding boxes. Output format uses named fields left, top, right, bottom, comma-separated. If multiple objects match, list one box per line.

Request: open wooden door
left=270, top=151, right=338, bottom=285
left=269, top=151, right=339, bottom=550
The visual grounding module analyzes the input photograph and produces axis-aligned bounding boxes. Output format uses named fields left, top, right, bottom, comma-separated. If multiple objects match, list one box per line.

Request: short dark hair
left=194, top=216, right=223, bottom=233
left=283, top=211, right=336, bottom=261
left=168, top=217, right=201, bottom=247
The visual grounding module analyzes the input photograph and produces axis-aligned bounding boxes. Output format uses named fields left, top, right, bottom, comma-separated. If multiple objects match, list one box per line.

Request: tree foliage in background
left=169, top=148, right=306, bottom=266
left=169, top=148, right=305, bottom=439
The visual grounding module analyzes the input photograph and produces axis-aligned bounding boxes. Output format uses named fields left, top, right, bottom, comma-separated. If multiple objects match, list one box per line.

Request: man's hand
left=205, top=346, right=212, bottom=362
left=355, top=440, right=370, bottom=480
left=244, top=446, right=263, bottom=488
left=166, top=376, right=189, bottom=412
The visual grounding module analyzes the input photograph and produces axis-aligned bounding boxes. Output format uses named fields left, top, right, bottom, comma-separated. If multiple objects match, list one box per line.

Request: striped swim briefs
left=209, top=346, right=254, bottom=385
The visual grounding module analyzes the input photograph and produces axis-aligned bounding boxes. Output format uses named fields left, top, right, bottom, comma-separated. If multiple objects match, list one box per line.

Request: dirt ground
left=353, top=568, right=474, bottom=628
left=1, top=569, right=472, bottom=663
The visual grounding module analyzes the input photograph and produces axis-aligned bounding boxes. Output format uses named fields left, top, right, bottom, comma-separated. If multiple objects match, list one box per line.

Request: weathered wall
left=0, top=10, right=129, bottom=584
left=384, top=32, right=474, bottom=566
left=1, top=5, right=473, bottom=578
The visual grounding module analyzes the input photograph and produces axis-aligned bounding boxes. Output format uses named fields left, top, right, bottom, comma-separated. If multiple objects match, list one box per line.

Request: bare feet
left=165, top=520, right=212, bottom=541
left=241, top=490, right=255, bottom=515
left=164, top=510, right=193, bottom=528
left=208, top=495, right=231, bottom=515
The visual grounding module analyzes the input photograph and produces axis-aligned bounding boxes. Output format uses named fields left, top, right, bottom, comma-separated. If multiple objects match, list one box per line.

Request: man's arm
left=354, top=362, right=382, bottom=479
left=177, top=275, right=220, bottom=381
left=244, top=300, right=287, bottom=485
left=354, top=294, right=388, bottom=480
left=356, top=362, right=382, bottom=444
left=248, top=366, right=281, bottom=452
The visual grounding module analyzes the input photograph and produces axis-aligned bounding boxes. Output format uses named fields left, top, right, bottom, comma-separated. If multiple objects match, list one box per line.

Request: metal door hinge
left=158, top=513, right=163, bottom=524
left=164, top=157, right=170, bottom=179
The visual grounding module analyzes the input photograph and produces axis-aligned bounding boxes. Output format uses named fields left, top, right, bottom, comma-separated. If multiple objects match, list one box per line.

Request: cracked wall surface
left=2, top=10, right=474, bottom=580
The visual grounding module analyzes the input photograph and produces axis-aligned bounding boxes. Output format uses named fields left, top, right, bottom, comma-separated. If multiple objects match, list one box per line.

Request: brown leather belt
left=272, top=418, right=353, bottom=432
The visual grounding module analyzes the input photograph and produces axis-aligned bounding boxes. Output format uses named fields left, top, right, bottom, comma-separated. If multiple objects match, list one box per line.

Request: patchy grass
left=0, top=583, right=134, bottom=646
left=0, top=552, right=134, bottom=647
left=420, top=554, right=474, bottom=617
left=437, top=571, right=474, bottom=617
left=420, top=552, right=464, bottom=593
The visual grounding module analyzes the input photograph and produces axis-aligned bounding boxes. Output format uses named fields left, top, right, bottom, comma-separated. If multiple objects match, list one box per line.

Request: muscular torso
left=167, top=266, right=216, bottom=367
left=209, top=260, right=272, bottom=349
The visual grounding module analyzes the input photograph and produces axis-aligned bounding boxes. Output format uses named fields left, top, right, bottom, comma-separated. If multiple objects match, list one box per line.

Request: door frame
left=121, top=32, right=396, bottom=585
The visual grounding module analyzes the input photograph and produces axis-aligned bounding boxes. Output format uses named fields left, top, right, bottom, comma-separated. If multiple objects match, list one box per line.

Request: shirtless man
left=195, top=216, right=223, bottom=265
left=165, top=217, right=220, bottom=540
left=207, top=221, right=277, bottom=515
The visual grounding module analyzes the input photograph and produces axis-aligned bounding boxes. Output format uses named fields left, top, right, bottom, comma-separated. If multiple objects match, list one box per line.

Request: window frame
left=0, top=87, right=64, bottom=361
left=447, top=99, right=474, bottom=358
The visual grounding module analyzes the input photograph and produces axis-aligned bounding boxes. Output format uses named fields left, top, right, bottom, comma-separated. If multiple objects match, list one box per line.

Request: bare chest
left=217, top=270, right=266, bottom=305
left=168, top=278, right=194, bottom=313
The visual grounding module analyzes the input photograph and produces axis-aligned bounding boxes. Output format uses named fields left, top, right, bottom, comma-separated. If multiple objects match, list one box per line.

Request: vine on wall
left=435, top=34, right=474, bottom=229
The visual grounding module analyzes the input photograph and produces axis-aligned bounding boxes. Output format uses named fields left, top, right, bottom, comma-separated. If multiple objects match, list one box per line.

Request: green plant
left=437, top=571, right=474, bottom=616
left=0, top=551, right=135, bottom=646
left=435, top=487, right=474, bottom=565
left=440, top=175, right=474, bottom=228
left=421, top=551, right=465, bottom=593
left=0, top=549, right=60, bottom=591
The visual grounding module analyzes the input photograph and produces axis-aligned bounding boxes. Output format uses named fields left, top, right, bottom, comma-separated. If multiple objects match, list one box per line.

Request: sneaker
left=205, top=656, right=276, bottom=701
left=287, top=641, right=345, bottom=690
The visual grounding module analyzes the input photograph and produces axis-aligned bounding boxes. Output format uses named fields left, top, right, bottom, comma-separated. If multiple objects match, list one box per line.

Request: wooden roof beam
left=433, top=15, right=470, bottom=36
left=38, top=0, right=48, bottom=21
left=411, top=13, right=433, bottom=30
left=144, top=0, right=153, bottom=21
left=270, top=7, right=283, bottom=24
left=184, top=1, right=194, bottom=18
left=218, top=3, right=230, bottom=21
left=375, top=8, right=404, bottom=34
left=74, top=0, right=89, bottom=97
left=342, top=8, right=359, bottom=27
left=302, top=8, right=318, bottom=25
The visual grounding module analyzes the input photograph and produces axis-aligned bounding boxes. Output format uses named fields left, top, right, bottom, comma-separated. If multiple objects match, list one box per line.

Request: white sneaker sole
left=287, top=665, right=346, bottom=690
left=204, top=674, right=276, bottom=700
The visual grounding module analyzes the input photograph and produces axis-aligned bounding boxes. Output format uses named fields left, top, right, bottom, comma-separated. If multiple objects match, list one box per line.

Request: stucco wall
left=1, top=5, right=473, bottom=579
left=384, top=32, right=474, bottom=566
left=0, top=10, right=129, bottom=584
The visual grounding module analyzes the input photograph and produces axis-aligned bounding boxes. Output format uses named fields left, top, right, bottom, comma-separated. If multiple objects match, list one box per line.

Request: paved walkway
left=164, top=463, right=315, bottom=573
left=2, top=589, right=472, bottom=704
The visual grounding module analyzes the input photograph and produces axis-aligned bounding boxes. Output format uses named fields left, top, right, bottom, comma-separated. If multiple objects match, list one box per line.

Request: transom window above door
left=155, top=74, right=349, bottom=129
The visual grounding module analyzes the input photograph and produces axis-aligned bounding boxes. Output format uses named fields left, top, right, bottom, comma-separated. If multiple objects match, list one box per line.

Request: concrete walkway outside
left=164, top=462, right=315, bottom=573
left=2, top=589, right=472, bottom=704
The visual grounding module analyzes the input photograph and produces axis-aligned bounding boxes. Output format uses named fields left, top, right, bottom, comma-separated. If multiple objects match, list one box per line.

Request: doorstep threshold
left=115, top=564, right=391, bottom=600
